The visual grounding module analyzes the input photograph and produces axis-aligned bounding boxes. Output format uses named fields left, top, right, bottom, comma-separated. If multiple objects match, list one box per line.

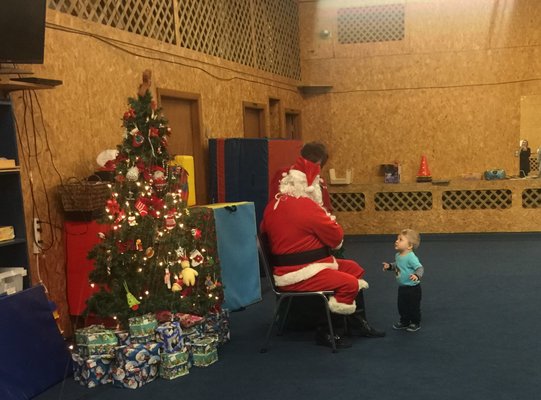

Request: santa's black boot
left=314, top=313, right=352, bottom=349
left=346, top=291, right=386, bottom=338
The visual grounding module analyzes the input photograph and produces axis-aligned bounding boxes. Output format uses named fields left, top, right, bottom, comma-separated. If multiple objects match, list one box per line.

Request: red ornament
left=132, top=132, right=144, bottom=147
left=135, top=198, right=148, bottom=216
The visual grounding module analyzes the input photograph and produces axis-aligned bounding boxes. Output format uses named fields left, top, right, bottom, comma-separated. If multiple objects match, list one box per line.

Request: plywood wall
left=298, top=0, right=541, bottom=184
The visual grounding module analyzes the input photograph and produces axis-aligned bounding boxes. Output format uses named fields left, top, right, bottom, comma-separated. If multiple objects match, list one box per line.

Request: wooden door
left=243, top=102, right=266, bottom=138
left=158, top=90, right=207, bottom=204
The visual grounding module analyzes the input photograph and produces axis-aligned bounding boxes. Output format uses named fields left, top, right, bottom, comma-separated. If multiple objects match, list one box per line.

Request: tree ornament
left=126, top=166, right=140, bottom=182
left=190, top=249, right=204, bottom=267
left=128, top=214, right=137, bottom=226
left=191, top=228, right=202, bottom=240
left=132, top=131, right=144, bottom=148
left=135, top=198, right=148, bottom=216
left=123, top=281, right=140, bottom=311
left=145, top=247, right=155, bottom=258
left=165, top=211, right=176, bottom=230
left=181, top=258, right=199, bottom=286
left=136, top=239, right=143, bottom=251
left=164, top=267, right=171, bottom=289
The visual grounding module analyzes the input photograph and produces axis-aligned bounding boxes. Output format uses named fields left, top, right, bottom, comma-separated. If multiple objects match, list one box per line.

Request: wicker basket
left=60, top=177, right=110, bottom=212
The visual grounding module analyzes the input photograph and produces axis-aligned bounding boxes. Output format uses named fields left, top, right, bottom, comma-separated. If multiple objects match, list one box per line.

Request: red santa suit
left=260, top=157, right=368, bottom=315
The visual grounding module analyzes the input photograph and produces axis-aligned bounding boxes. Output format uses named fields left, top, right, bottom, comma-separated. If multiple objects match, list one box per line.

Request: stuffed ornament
left=180, top=259, right=198, bottom=286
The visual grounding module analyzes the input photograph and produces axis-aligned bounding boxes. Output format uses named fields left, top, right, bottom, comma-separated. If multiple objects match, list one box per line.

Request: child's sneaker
left=406, top=323, right=421, bottom=332
left=392, top=321, right=408, bottom=330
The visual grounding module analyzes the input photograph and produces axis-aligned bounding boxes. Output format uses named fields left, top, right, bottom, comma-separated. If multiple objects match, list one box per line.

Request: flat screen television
left=0, top=0, right=47, bottom=64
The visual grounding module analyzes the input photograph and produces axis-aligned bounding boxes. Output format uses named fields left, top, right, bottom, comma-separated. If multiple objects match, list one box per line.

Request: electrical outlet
left=33, top=218, right=41, bottom=254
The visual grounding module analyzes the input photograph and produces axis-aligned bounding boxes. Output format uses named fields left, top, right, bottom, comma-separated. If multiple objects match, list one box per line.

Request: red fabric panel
left=267, top=139, right=303, bottom=198
left=64, top=221, right=109, bottom=315
left=216, top=138, right=226, bottom=203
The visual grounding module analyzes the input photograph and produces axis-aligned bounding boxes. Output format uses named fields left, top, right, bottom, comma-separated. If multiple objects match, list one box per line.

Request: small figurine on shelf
left=519, top=139, right=531, bottom=177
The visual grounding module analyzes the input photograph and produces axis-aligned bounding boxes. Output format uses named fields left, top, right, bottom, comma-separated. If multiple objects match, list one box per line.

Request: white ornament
left=126, top=166, right=140, bottom=181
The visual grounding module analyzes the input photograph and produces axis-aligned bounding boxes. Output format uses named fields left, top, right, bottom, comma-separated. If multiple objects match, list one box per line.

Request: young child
left=383, top=229, right=424, bottom=332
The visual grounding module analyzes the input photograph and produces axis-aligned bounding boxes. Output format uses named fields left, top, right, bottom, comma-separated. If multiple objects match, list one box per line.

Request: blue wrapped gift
left=155, top=321, right=183, bottom=353
left=72, top=353, right=114, bottom=388
left=112, top=342, right=161, bottom=389
left=203, top=310, right=230, bottom=345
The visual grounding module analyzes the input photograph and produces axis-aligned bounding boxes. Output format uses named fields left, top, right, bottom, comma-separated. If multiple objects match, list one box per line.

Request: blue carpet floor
left=35, top=233, right=541, bottom=400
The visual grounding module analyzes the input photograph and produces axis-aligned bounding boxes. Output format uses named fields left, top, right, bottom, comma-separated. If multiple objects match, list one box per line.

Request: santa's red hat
left=291, top=156, right=320, bottom=187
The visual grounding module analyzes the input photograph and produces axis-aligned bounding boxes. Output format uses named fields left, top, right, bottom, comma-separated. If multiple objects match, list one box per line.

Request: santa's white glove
left=358, top=279, right=369, bottom=290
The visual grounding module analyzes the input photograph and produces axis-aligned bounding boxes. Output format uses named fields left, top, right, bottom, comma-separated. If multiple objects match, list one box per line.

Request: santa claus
left=260, top=155, right=385, bottom=348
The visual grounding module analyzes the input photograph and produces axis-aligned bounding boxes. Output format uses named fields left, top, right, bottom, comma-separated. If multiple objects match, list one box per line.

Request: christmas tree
left=86, top=71, right=223, bottom=327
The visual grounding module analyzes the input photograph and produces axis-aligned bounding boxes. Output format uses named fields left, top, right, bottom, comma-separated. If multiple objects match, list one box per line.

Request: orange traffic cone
left=416, top=155, right=432, bottom=182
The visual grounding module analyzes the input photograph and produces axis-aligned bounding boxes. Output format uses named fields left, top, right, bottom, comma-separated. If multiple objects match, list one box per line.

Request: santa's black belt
left=271, top=247, right=331, bottom=266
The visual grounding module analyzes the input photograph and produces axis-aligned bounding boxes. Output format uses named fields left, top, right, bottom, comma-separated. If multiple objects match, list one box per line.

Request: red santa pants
left=278, top=259, right=364, bottom=307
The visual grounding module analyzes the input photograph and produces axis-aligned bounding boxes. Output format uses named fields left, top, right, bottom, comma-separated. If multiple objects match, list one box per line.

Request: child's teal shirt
left=393, top=251, right=423, bottom=287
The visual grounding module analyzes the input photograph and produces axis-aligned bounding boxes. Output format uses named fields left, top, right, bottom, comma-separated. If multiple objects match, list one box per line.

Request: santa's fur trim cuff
left=273, top=259, right=338, bottom=287
left=328, top=296, right=356, bottom=315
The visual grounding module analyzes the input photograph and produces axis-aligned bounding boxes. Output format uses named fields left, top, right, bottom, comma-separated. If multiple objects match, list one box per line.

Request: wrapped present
left=175, top=313, right=204, bottom=328
left=182, top=326, right=203, bottom=343
left=72, top=353, right=114, bottom=388
left=77, top=343, right=116, bottom=357
left=130, top=333, right=154, bottom=344
left=115, top=330, right=131, bottom=346
left=203, top=309, right=230, bottom=345
left=191, top=337, right=218, bottom=367
left=128, top=313, right=158, bottom=337
left=75, top=324, right=118, bottom=346
left=115, top=342, right=161, bottom=367
left=159, top=348, right=190, bottom=380
left=113, top=342, right=161, bottom=389
left=112, top=363, right=159, bottom=389
left=155, top=321, right=183, bottom=353
left=160, top=361, right=189, bottom=380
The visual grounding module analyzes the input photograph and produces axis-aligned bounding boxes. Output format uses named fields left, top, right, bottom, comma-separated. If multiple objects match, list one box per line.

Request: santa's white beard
left=278, top=169, right=323, bottom=206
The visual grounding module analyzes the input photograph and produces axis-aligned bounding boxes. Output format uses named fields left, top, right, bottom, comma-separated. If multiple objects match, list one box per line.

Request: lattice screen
left=330, top=193, right=366, bottom=212
left=48, top=0, right=301, bottom=80
left=522, top=188, right=541, bottom=208
left=48, top=0, right=176, bottom=44
left=442, top=190, right=512, bottom=210
left=337, top=4, right=405, bottom=44
left=529, top=155, right=539, bottom=173
left=375, top=191, right=432, bottom=211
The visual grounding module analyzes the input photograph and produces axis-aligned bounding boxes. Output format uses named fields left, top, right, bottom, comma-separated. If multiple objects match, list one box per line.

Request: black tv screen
left=0, top=0, right=47, bottom=64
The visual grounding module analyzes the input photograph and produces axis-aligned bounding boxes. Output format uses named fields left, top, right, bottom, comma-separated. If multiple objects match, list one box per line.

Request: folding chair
left=257, top=234, right=339, bottom=353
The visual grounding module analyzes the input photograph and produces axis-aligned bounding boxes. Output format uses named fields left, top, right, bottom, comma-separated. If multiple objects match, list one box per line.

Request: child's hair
left=401, top=228, right=420, bottom=249
left=301, top=141, right=328, bottom=167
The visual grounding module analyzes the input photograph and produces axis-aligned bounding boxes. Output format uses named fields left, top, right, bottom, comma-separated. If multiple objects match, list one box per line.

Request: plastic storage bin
left=0, top=267, right=27, bottom=295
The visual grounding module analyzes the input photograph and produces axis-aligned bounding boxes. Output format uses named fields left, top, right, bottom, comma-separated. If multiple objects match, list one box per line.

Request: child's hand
left=382, top=262, right=390, bottom=271
left=409, top=274, right=419, bottom=282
